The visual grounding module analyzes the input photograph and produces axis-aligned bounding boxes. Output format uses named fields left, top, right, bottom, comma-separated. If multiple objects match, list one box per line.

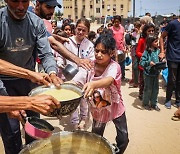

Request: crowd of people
left=0, top=0, right=180, bottom=154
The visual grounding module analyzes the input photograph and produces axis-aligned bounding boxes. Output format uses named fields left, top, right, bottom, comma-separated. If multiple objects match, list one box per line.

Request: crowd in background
left=0, top=0, right=180, bottom=154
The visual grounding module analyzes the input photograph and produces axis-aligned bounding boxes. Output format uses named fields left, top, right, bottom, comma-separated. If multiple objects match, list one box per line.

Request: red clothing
left=136, top=37, right=146, bottom=58
left=136, top=37, right=146, bottom=70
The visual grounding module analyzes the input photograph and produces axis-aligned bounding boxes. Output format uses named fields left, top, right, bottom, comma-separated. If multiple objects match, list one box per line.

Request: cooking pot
left=21, top=115, right=54, bottom=139
left=29, top=83, right=83, bottom=117
left=61, top=64, right=79, bottom=81
left=19, top=131, right=119, bottom=154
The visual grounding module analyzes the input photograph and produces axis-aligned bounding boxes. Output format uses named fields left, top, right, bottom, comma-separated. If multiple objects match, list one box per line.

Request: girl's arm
left=136, top=38, right=144, bottom=58
left=139, top=51, right=150, bottom=68
left=82, top=77, right=114, bottom=98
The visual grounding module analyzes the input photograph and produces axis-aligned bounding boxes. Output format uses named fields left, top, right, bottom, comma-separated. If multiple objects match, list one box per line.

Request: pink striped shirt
left=73, top=60, right=125, bottom=123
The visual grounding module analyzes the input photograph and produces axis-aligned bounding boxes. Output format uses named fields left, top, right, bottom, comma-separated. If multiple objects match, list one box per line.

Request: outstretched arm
left=82, top=77, right=114, bottom=98
left=49, top=36, right=93, bottom=70
left=0, top=59, right=52, bottom=86
left=0, top=95, right=60, bottom=115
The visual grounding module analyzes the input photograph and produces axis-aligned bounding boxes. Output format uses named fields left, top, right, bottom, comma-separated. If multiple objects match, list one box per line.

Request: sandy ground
left=0, top=23, right=180, bottom=154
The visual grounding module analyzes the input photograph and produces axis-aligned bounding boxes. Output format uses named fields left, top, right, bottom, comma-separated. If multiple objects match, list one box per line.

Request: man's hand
left=8, top=95, right=61, bottom=119
left=77, top=58, right=93, bottom=70
left=49, top=73, right=63, bottom=88
left=28, top=71, right=52, bottom=86
left=8, top=110, right=26, bottom=122
left=29, top=95, right=60, bottom=115
left=52, top=34, right=69, bottom=44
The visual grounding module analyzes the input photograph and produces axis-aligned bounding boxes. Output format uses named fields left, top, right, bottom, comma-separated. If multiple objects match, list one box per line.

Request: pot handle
left=20, top=112, right=27, bottom=126
left=111, top=143, right=120, bottom=154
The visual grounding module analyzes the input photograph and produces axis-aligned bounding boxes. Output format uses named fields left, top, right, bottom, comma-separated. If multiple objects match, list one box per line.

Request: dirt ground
left=0, top=23, right=180, bottom=154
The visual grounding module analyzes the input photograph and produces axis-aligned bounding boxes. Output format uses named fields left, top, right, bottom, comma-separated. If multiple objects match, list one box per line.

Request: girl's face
left=113, top=19, right=120, bottom=27
left=95, top=43, right=113, bottom=66
left=152, top=39, right=159, bottom=48
left=64, top=25, right=71, bottom=36
left=75, top=23, right=89, bottom=41
left=146, top=27, right=155, bottom=37
left=51, top=22, right=57, bottom=30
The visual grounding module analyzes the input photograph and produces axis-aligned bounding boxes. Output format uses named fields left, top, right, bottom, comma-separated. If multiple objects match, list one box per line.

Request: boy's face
left=6, top=0, right=29, bottom=20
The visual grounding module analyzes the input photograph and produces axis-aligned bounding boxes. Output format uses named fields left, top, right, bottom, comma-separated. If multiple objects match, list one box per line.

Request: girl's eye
left=77, top=28, right=86, bottom=33
left=95, top=49, right=108, bottom=54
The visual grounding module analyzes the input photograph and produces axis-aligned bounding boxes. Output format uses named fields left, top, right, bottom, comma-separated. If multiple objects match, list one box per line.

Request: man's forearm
left=0, top=96, right=30, bottom=112
left=0, top=59, right=32, bottom=79
left=48, top=36, right=80, bottom=64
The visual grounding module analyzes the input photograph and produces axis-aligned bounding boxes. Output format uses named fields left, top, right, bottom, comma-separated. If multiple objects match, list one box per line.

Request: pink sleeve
left=106, top=62, right=121, bottom=87
left=72, top=67, right=88, bottom=86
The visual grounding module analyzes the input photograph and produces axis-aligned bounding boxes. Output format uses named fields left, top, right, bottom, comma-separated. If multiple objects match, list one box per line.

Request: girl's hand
left=82, top=82, right=96, bottom=98
left=150, top=61, right=155, bottom=66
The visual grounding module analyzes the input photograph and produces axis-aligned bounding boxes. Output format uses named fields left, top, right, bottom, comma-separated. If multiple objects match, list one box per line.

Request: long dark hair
left=146, top=35, right=158, bottom=52
left=94, top=33, right=116, bottom=53
left=141, top=23, right=155, bottom=38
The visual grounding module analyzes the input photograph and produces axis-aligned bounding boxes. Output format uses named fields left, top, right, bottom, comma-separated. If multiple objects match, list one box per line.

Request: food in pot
left=39, top=89, right=80, bottom=101
left=20, top=131, right=114, bottom=154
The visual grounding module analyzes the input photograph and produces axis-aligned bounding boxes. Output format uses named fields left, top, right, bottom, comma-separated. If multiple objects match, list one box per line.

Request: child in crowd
left=72, top=33, right=129, bottom=154
left=52, top=28, right=68, bottom=78
left=61, top=23, right=72, bottom=37
left=136, top=23, right=155, bottom=100
left=51, top=20, right=57, bottom=33
left=110, top=15, right=127, bottom=81
left=139, top=35, right=161, bottom=111
left=129, top=21, right=141, bottom=88
left=61, top=18, right=94, bottom=130
left=88, top=31, right=97, bottom=44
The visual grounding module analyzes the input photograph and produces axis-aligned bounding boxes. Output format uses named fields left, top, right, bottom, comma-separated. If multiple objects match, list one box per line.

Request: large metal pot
left=29, top=83, right=83, bottom=117
left=20, top=131, right=117, bottom=154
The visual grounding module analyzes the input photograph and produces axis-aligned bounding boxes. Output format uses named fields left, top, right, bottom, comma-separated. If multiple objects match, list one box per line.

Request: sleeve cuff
left=48, top=71, right=57, bottom=75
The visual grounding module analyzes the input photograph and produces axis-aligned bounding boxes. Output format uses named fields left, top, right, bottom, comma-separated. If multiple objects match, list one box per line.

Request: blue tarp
left=162, top=68, right=168, bottom=84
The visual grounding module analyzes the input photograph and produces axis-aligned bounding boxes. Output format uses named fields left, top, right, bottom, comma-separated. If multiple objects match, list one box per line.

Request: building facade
left=0, top=0, right=6, bottom=8
left=63, top=0, right=131, bottom=22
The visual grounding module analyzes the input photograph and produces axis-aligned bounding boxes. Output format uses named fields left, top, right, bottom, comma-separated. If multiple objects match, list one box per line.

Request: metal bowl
left=19, top=131, right=116, bottom=154
left=29, top=83, right=83, bottom=117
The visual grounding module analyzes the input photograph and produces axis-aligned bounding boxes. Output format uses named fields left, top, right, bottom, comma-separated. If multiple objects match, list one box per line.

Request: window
left=107, top=5, right=110, bottom=11
left=96, top=8, right=100, bottom=13
left=121, top=4, right=123, bottom=10
left=113, top=4, right=116, bottom=11
left=96, top=0, right=100, bottom=3
left=90, top=5, right=93, bottom=9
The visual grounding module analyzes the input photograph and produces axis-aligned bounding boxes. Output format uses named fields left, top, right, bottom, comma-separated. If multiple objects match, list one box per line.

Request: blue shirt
left=165, top=19, right=180, bottom=62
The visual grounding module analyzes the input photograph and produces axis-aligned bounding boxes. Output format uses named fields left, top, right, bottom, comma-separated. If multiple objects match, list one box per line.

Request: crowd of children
left=44, top=14, right=180, bottom=153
